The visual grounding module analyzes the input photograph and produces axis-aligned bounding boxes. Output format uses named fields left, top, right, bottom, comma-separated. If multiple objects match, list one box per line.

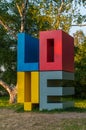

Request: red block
left=39, top=30, right=74, bottom=72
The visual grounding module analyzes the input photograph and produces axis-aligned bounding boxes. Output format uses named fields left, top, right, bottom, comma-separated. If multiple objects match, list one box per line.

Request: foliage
left=0, top=1, right=17, bottom=85
left=71, top=0, right=86, bottom=25
left=74, top=31, right=86, bottom=98
left=0, top=0, right=74, bottom=85
left=0, top=0, right=86, bottom=99
left=75, top=101, right=86, bottom=108
left=0, top=27, right=17, bottom=85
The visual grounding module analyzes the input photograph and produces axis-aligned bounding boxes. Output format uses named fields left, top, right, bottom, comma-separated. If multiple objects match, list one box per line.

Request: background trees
left=74, top=31, right=86, bottom=98
left=0, top=0, right=86, bottom=100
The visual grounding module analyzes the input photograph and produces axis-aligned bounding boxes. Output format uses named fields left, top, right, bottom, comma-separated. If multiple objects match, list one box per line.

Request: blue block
left=17, top=33, right=39, bottom=71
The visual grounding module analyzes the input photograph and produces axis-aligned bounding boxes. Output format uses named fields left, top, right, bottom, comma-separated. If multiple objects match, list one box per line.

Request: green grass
left=0, top=96, right=24, bottom=112
left=0, top=96, right=9, bottom=107
left=0, top=97, right=86, bottom=130
left=0, top=96, right=86, bottom=113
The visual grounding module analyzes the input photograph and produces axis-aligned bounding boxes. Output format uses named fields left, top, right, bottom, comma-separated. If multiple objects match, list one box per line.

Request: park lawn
left=0, top=96, right=24, bottom=111
left=75, top=99, right=86, bottom=108
left=0, top=96, right=9, bottom=107
left=0, top=96, right=86, bottom=113
left=0, top=96, right=86, bottom=111
left=0, top=96, right=86, bottom=130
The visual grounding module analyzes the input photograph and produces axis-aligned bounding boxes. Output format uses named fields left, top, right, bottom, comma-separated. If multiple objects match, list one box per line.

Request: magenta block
left=39, top=30, right=74, bottom=72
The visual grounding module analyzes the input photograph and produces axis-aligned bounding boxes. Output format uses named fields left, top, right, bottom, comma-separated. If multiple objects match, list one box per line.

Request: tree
left=74, top=32, right=86, bottom=98
left=16, top=0, right=28, bottom=32
left=73, top=30, right=85, bottom=46
left=0, top=0, right=27, bottom=103
left=0, top=80, right=17, bottom=103
left=0, top=0, right=86, bottom=102
left=0, top=31, right=17, bottom=103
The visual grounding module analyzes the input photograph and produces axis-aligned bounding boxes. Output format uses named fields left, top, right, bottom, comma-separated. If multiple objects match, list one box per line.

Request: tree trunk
left=16, top=0, right=28, bottom=32
left=0, top=80, right=17, bottom=103
left=0, top=1, right=29, bottom=104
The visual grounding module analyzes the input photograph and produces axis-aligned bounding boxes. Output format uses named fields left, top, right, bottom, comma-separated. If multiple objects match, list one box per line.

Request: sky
left=70, top=3, right=86, bottom=36
left=70, top=26, right=86, bottom=36
left=6, top=0, right=86, bottom=36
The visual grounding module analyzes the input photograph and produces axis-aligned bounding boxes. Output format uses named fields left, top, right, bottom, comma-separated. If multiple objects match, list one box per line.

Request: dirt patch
left=0, top=109, right=86, bottom=130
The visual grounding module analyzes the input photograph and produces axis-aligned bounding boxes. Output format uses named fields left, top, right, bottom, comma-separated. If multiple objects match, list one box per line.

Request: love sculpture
left=17, top=30, right=74, bottom=111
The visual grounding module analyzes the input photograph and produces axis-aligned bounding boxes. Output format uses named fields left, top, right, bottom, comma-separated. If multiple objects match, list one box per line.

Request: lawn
left=0, top=96, right=86, bottom=112
left=0, top=96, right=86, bottom=130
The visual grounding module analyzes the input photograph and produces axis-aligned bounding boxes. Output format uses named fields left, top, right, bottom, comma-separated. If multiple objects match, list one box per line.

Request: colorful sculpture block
left=17, top=72, right=25, bottom=103
left=39, top=30, right=74, bottom=72
left=24, top=72, right=39, bottom=111
left=31, top=72, right=39, bottom=103
left=17, top=72, right=39, bottom=107
left=40, top=71, right=74, bottom=110
left=24, top=102, right=32, bottom=111
left=17, top=30, right=74, bottom=111
left=17, top=72, right=32, bottom=103
left=17, top=33, right=39, bottom=71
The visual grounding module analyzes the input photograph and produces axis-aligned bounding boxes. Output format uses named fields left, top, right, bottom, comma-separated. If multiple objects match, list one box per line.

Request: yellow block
left=17, top=71, right=39, bottom=111
left=24, top=72, right=31, bottom=102
left=17, top=72, right=25, bottom=103
left=24, top=102, right=32, bottom=111
left=31, top=72, right=39, bottom=103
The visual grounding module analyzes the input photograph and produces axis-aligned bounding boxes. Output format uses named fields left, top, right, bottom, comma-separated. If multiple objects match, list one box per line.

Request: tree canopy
left=0, top=0, right=86, bottom=98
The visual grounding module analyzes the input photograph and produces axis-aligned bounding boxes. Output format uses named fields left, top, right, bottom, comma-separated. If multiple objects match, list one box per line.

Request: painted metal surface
left=17, top=72, right=25, bottom=103
left=40, top=71, right=74, bottom=110
left=39, top=30, right=74, bottom=72
left=17, top=33, right=39, bottom=71
left=17, top=72, right=39, bottom=111
left=17, top=30, right=74, bottom=111
left=40, top=102, right=74, bottom=110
